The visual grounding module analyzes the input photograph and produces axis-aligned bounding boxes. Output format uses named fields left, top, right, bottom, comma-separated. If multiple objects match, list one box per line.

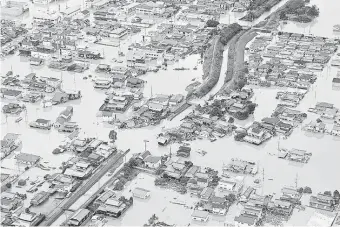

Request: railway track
left=39, top=149, right=129, bottom=226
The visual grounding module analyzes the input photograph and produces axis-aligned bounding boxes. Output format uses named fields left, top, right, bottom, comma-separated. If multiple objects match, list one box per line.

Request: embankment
left=189, top=23, right=242, bottom=99
left=258, top=0, right=306, bottom=30
left=219, top=30, right=258, bottom=94
left=240, top=0, right=283, bottom=22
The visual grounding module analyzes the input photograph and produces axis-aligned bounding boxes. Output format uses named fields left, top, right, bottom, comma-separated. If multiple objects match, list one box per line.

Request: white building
left=33, top=10, right=61, bottom=24
left=192, top=210, right=209, bottom=222
left=108, top=28, right=128, bottom=39
left=144, top=155, right=161, bottom=169
left=32, top=0, right=52, bottom=4
left=132, top=187, right=150, bottom=199
left=61, top=5, right=81, bottom=18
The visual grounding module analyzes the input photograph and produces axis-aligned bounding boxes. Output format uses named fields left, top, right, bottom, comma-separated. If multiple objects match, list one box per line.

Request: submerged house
left=309, top=193, right=335, bottom=211
left=267, top=199, right=293, bottom=217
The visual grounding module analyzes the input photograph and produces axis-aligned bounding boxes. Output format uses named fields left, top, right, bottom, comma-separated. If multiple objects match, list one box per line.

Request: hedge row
left=220, top=23, right=243, bottom=45
left=194, top=37, right=224, bottom=98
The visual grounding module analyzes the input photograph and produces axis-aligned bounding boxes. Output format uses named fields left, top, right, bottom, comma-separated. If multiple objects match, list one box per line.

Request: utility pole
left=60, top=72, right=63, bottom=90
left=295, top=173, right=299, bottom=189
left=262, top=168, right=265, bottom=195
left=24, top=108, right=28, bottom=123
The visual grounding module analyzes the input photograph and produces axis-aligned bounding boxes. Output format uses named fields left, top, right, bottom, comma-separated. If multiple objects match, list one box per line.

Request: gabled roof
left=144, top=155, right=161, bottom=163
left=140, top=150, right=151, bottom=159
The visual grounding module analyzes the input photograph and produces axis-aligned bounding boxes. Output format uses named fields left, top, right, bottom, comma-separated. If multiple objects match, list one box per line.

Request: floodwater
left=280, top=0, right=340, bottom=38
left=92, top=172, right=229, bottom=226
left=1, top=0, right=340, bottom=225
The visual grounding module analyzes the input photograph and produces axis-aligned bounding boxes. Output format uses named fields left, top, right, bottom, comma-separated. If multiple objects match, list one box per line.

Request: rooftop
left=15, top=153, right=40, bottom=163
left=144, top=155, right=161, bottom=163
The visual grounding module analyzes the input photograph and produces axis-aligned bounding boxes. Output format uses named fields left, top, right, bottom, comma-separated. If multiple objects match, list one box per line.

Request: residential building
left=29, top=118, right=52, bottom=130
left=64, top=160, right=94, bottom=180
left=15, top=153, right=41, bottom=165
left=192, top=210, right=209, bottom=222
left=126, top=77, right=144, bottom=88
left=94, top=78, right=112, bottom=89
left=315, top=102, right=334, bottom=111
left=68, top=209, right=91, bottom=226
left=30, top=191, right=49, bottom=206
left=240, top=187, right=255, bottom=202
left=1, top=89, right=22, bottom=100
left=268, top=199, right=293, bottom=217
left=234, top=213, right=259, bottom=226
left=280, top=187, right=302, bottom=203
left=309, top=193, right=335, bottom=211
left=331, top=125, right=340, bottom=136
left=169, top=94, right=184, bottom=106
left=1, top=133, right=21, bottom=159
left=332, top=77, right=340, bottom=86
left=32, top=10, right=61, bottom=24
left=1, top=192, right=20, bottom=213
left=144, top=155, right=162, bottom=169
left=108, top=28, right=128, bottom=39
left=61, top=5, right=81, bottom=18
left=132, top=187, right=150, bottom=199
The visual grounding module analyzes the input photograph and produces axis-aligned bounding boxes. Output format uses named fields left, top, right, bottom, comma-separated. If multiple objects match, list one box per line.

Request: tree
left=109, top=130, right=117, bottom=141
left=247, top=103, right=257, bottom=114
left=206, top=19, right=220, bottom=27
left=128, top=158, right=138, bottom=167
left=324, top=191, right=332, bottom=196
left=264, top=5, right=271, bottom=11
left=119, top=196, right=127, bottom=203
left=148, top=214, right=158, bottom=225
left=287, top=0, right=305, bottom=11
left=303, top=186, right=312, bottom=194
left=184, top=161, right=193, bottom=168
left=114, top=181, right=124, bottom=191
left=225, top=194, right=236, bottom=203
left=279, top=11, right=287, bottom=20
left=307, top=5, right=319, bottom=17
left=333, top=190, right=340, bottom=204
left=6, top=182, right=11, bottom=188
left=297, top=187, right=304, bottom=193
left=234, top=110, right=249, bottom=120
left=234, top=132, right=247, bottom=141
left=180, top=177, right=189, bottom=184
left=210, top=106, right=223, bottom=118
left=228, top=117, right=234, bottom=123
left=248, top=11, right=256, bottom=21
left=238, top=80, right=247, bottom=90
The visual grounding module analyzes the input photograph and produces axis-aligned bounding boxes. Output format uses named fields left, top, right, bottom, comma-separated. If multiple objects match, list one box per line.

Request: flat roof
left=62, top=5, right=81, bottom=15
left=192, top=210, right=209, bottom=218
